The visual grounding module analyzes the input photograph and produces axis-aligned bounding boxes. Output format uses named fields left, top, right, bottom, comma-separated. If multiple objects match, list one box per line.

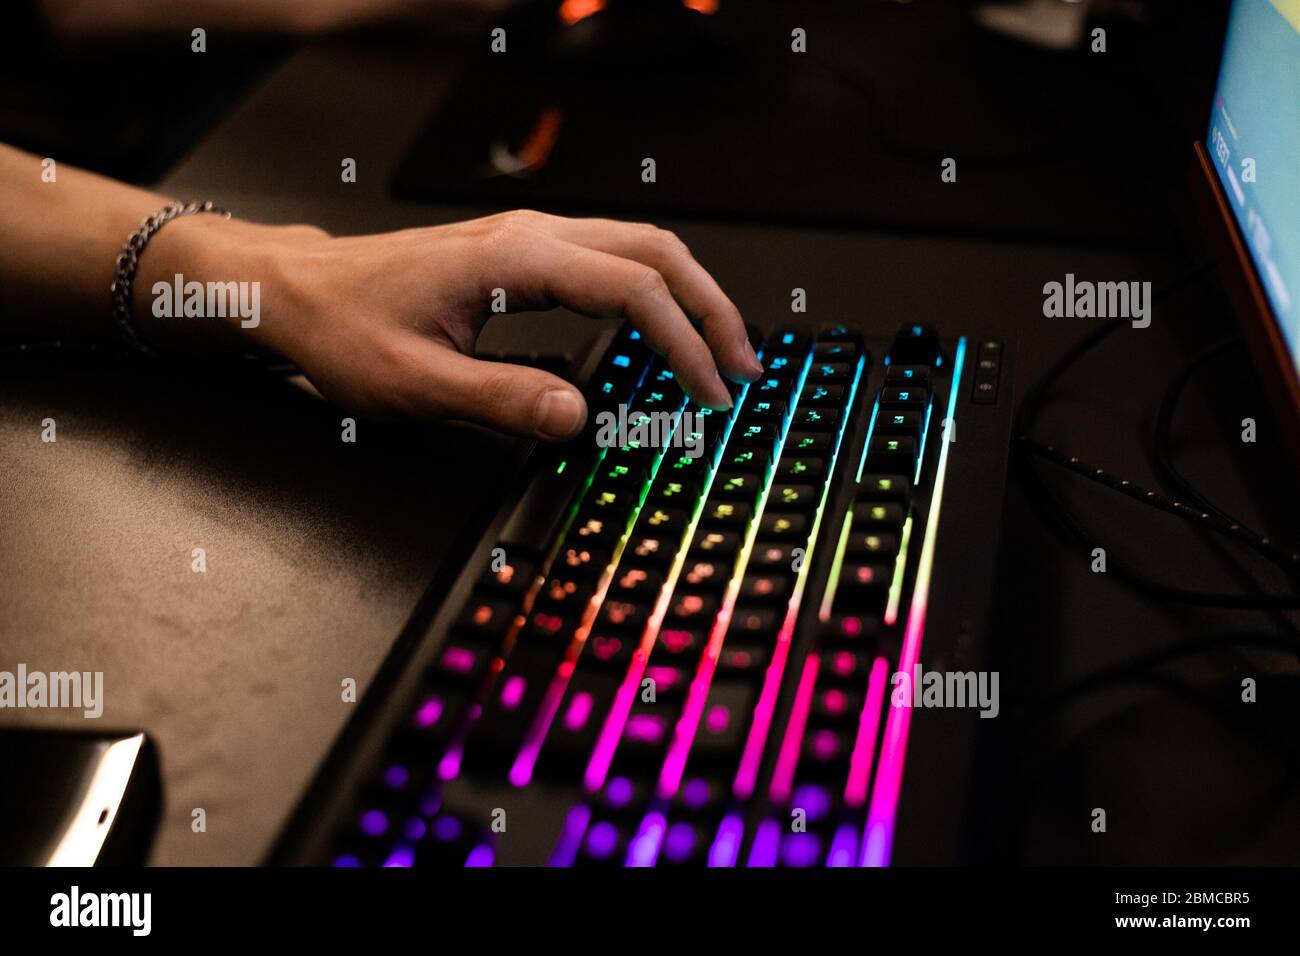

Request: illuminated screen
left=1206, top=0, right=1300, bottom=372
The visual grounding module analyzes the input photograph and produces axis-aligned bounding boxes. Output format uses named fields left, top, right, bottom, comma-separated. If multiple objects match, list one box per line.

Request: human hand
left=149, top=210, right=763, bottom=439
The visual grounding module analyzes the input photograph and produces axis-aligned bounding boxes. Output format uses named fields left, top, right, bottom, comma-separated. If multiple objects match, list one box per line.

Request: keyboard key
left=852, top=500, right=906, bottom=533
left=792, top=407, right=838, bottom=431
left=431, top=640, right=493, bottom=683
left=639, top=506, right=689, bottom=537
left=885, top=365, right=932, bottom=389
left=535, top=575, right=596, bottom=617
left=712, top=471, right=761, bottom=503
left=759, top=512, right=808, bottom=539
left=539, top=671, right=620, bottom=767
left=626, top=532, right=678, bottom=566
left=729, top=606, right=781, bottom=642
left=813, top=341, right=858, bottom=362
left=879, top=387, right=927, bottom=411
left=862, top=434, right=918, bottom=474
left=650, top=477, right=700, bottom=506
left=691, top=529, right=743, bottom=556
left=666, top=591, right=719, bottom=627
left=691, top=680, right=756, bottom=762
left=680, top=557, right=731, bottom=591
left=799, top=383, right=844, bottom=407
left=836, top=563, right=891, bottom=615
left=608, top=565, right=665, bottom=602
left=859, top=474, right=911, bottom=507
left=741, top=398, right=786, bottom=423
left=699, top=500, right=752, bottom=530
left=767, top=329, right=810, bottom=355
left=555, top=543, right=613, bottom=580
left=650, top=626, right=706, bottom=663
left=455, top=595, right=518, bottom=643
left=845, top=530, right=899, bottom=559
left=597, top=599, right=647, bottom=633
left=716, top=642, right=770, bottom=678
left=808, top=362, right=850, bottom=384
left=784, top=432, right=831, bottom=454
left=777, top=456, right=825, bottom=481
left=741, top=572, right=792, bottom=602
left=889, top=324, right=941, bottom=365
left=770, top=483, right=818, bottom=512
left=733, top=422, right=778, bottom=447
left=720, top=446, right=768, bottom=473
left=477, top=549, right=538, bottom=598
left=748, top=540, right=801, bottom=571
left=875, top=410, right=923, bottom=437
left=586, top=631, right=639, bottom=670
left=464, top=645, right=566, bottom=770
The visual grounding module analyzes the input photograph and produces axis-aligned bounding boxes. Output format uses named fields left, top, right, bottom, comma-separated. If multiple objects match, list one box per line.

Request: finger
left=487, top=231, right=734, bottom=409
left=398, top=341, right=589, bottom=440
left=511, top=213, right=761, bottom=383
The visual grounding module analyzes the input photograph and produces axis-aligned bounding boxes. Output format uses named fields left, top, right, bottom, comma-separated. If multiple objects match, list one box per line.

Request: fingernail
left=742, top=340, right=764, bottom=379
left=535, top=388, right=585, bottom=440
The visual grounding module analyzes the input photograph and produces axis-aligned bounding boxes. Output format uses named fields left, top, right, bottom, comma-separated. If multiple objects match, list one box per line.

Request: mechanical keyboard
left=273, top=321, right=1015, bottom=867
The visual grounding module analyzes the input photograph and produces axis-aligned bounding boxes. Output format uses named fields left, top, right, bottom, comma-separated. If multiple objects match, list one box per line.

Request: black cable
left=1014, top=259, right=1300, bottom=609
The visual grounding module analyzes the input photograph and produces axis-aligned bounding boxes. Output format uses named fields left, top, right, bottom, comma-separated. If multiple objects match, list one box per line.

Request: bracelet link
left=110, top=199, right=231, bottom=357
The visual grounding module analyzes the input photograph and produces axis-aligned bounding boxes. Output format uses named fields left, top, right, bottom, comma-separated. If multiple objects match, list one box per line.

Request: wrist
left=132, top=213, right=329, bottom=360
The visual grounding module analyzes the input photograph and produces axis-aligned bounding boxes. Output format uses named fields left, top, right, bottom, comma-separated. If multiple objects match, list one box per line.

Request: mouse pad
left=392, top=1, right=1173, bottom=246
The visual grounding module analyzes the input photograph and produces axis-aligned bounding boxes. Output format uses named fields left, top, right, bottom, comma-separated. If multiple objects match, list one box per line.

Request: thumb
left=419, top=346, right=588, bottom=440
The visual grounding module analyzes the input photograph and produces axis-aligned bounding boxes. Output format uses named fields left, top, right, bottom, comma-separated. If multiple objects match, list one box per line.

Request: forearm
left=0, top=143, right=316, bottom=356
left=0, top=144, right=171, bottom=338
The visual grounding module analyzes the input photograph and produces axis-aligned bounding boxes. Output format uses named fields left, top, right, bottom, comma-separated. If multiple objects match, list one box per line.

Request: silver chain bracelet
left=110, top=199, right=230, bottom=357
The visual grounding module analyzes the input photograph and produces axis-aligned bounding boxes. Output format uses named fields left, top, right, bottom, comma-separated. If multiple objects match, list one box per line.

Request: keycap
left=691, top=529, right=743, bottom=556
left=455, top=595, right=518, bottom=643
left=799, top=383, right=845, bottom=407
left=770, top=483, right=818, bottom=512
left=464, top=645, right=566, bottom=769
left=879, top=387, right=927, bottom=412
left=792, top=407, right=838, bottom=431
left=608, top=565, right=665, bottom=602
left=699, top=500, right=752, bottom=530
left=836, top=563, right=891, bottom=615
left=691, top=681, right=756, bottom=762
left=808, top=362, right=850, bottom=384
left=889, top=324, right=941, bottom=365
left=845, top=530, right=899, bottom=559
left=852, top=500, right=906, bottom=533
left=680, top=557, right=730, bottom=591
left=741, top=572, right=792, bottom=602
left=729, top=606, right=781, bottom=642
left=721, top=446, right=768, bottom=473
left=784, top=432, right=831, bottom=454
left=875, top=410, right=923, bottom=436
left=665, top=591, right=719, bottom=627
left=777, top=456, right=825, bottom=481
left=431, top=640, right=494, bottom=683
left=748, top=541, right=801, bottom=570
left=476, top=548, right=539, bottom=598
left=712, top=471, right=760, bottom=503
left=885, top=365, right=931, bottom=388
left=538, top=672, right=621, bottom=767
left=859, top=473, right=911, bottom=507
left=767, top=329, right=810, bottom=355
left=759, top=512, right=808, bottom=539
left=640, top=506, right=689, bottom=537
left=862, top=434, right=918, bottom=474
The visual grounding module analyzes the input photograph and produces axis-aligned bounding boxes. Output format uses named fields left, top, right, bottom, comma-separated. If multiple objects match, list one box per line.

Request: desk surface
left=2, top=36, right=1296, bottom=865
